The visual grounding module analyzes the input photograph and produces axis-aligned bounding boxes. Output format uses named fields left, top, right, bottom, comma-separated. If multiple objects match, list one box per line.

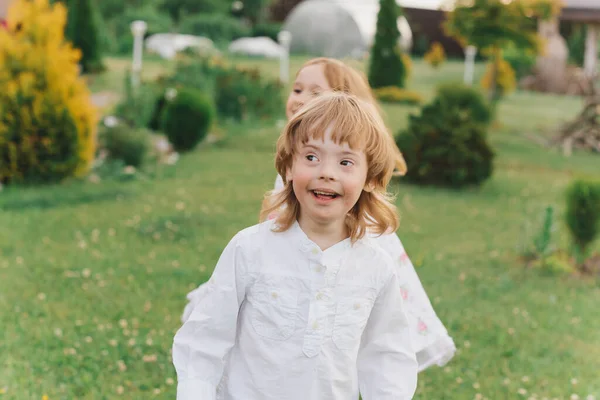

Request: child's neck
left=297, top=214, right=349, bottom=251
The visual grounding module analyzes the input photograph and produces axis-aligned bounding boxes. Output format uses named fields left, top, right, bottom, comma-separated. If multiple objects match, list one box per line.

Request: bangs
left=288, top=95, right=387, bottom=161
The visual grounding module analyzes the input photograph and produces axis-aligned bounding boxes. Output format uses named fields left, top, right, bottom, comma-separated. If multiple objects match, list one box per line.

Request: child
left=182, top=57, right=455, bottom=372
left=173, top=92, right=418, bottom=399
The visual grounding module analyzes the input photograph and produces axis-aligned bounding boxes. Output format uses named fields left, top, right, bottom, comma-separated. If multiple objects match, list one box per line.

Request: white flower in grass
left=166, top=152, right=179, bottom=165
left=165, top=88, right=178, bottom=101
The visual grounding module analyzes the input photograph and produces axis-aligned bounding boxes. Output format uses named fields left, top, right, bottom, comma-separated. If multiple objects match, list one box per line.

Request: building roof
left=563, top=0, right=600, bottom=9
left=561, top=0, right=600, bottom=22
left=399, top=0, right=600, bottom=22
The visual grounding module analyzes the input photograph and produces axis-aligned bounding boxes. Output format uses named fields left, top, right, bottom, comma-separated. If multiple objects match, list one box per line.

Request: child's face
left=286, top=127, right=369, bottom=230
left=286, top=64, right=332, bottom=120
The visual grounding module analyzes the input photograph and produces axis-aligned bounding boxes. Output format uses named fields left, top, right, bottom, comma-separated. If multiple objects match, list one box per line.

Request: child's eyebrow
left=302, top=144, right=320, bottom=151
left=339, top=150, right=361, bottom=158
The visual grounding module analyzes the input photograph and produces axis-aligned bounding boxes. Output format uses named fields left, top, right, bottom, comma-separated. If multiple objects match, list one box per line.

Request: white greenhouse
left=282, top=0, right=414, bottom=58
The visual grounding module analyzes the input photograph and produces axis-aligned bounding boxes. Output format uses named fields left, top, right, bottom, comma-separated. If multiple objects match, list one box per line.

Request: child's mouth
left=311, top=190, right=339, bottom=200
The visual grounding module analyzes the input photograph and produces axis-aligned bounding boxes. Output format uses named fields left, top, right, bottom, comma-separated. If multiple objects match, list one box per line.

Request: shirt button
left=311, top=248, right=319, bottom=255
left=271, top=292, right=278, bottom=299
left=312, top=321, right=319, bottom=330
left=354, top=303, right=361, bottom=310
left=315, top=292, right=323, bottom=300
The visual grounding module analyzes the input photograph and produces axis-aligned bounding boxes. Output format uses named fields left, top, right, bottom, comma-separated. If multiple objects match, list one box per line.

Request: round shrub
left=100, top=124, right=150, bottom=168
left=0, top=0, right=97, bottom=184
left=396, top=84, right=495, bottom=188
left=565, top=179, right=600, bottom=256
left=161, top=88, right=215, bottom=152
left=435, top=83, right=493, bottom=125
left=373, top=87, right=422, bottom=105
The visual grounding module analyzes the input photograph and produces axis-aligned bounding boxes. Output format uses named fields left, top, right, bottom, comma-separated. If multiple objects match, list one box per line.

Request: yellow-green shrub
left=424, top=42, right=446, bottom=68
left=0, top=0, right=97, bottom=183
left=373, top=86, right=423, bottom=105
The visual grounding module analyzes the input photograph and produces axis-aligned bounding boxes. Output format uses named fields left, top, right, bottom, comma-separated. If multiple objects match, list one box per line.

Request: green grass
left=1, top=56, right=599, bottom=399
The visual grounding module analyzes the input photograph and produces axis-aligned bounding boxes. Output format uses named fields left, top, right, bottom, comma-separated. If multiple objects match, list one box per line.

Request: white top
left=173, top=220, right=418, bottom=400
left=270, top=175, right=456, bottom=370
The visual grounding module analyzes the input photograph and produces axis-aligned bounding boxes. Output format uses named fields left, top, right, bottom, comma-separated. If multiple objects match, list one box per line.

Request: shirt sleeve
left=357, top=266, right=418, bottom=400
left=173, top=234, right=248, bottom=400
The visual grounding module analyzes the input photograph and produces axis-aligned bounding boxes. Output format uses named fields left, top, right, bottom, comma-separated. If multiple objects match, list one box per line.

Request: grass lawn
left=0, top=55, right=599, bottom=399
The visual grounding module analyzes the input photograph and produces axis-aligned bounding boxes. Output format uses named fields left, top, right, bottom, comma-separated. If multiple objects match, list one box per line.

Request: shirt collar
left=289, top=220, right=352, bottom=266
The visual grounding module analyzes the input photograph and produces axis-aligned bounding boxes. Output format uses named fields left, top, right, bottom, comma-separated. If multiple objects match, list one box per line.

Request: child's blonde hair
left=298, top=58, right=407, bottom=176
left=260, top=92, right=399, bottom=242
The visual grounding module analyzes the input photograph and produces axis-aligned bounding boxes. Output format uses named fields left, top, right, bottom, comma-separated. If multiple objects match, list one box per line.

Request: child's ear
left=285, top=169, right=293, bottom=183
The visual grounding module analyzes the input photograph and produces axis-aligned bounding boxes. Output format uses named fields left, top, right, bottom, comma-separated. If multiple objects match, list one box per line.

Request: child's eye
left=311, top=90, right=322, bottom=97
left=293, top=88, right=301, bottom=94
left=306, top=154, right=318, bottom=162
left=340, top=160, right=354, bottom=166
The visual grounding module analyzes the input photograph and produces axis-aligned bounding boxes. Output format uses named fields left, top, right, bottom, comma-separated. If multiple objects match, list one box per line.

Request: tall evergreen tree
left=65, top=0, right=104, bottom=73
left=368, top=0, right=406, bottom=89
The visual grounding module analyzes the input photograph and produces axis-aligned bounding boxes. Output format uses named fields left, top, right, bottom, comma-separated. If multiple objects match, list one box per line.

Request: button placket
left=302, top=260, right=328, bottom=358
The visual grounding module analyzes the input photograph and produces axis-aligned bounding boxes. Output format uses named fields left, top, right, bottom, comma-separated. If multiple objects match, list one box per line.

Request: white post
left=464, top=45, right=477, bottom=85
left=584, top=24, right=598, bottom=79
left=278, top=30, right=292, bottom=84
left=130, top=20, right=148, bottom=89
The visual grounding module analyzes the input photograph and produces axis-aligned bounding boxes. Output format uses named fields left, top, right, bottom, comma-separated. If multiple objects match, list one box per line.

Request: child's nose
left=319, top=160, right=338, bottom=181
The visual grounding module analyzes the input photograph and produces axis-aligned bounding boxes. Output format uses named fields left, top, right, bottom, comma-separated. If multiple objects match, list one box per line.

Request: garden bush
left=63, top=0, right=104, bottom=73
left=424, top=42, right=446, bottom=68
left=115, top=73, right=166, bottom=130
left=99, top=124, right=150, bottom=168
left=161, top=88, right=215, bottom=152
left=110, top=6, right=173, bottom=54
left=166, top=55, right=283, bottom=121
left=178, top=13, right=250, bottom=45
left=395, top=84, right=495, bottom=188
left=159, top=0, right=230, bottom=22
left=251, top=22, right=282, bottom=42
left=436, top=83, right=493, bottom=125
left=0, top=0, right=97, bottom=184
left=565, top=179, right=600, bottom=258
left=368, top=0, right=406, bottom=89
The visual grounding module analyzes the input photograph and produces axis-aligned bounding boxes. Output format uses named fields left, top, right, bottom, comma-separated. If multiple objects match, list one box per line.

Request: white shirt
left=270, top=174, right=456, bottom=371
left=173, top=220, right=418, bottom=400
